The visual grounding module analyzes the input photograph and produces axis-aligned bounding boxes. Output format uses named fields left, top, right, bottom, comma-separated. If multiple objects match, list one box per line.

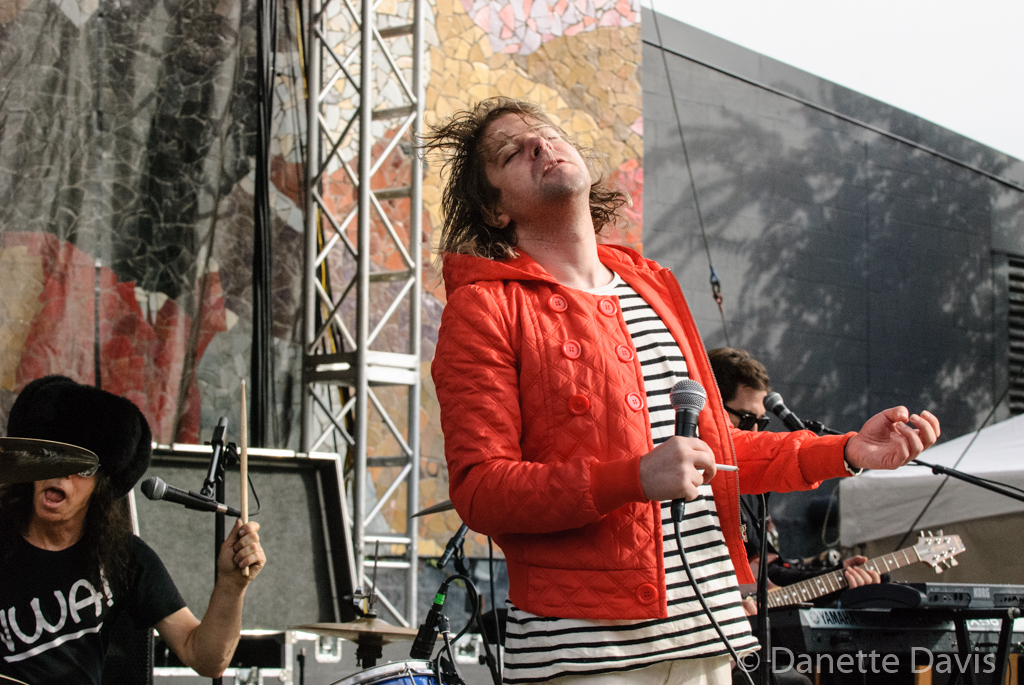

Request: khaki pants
left=540, top=656, right=732, bottom=685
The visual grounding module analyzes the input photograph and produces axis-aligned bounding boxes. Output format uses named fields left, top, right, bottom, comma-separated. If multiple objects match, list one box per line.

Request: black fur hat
left=7, top=376, right=152, bottom=498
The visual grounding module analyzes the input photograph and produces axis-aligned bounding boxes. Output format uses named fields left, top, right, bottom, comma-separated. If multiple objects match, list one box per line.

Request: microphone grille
left=670, top=378, right=707, bottom=412
left=140, top=476, right=162, bottom=500
left=763, top=392, right=784, bottom=414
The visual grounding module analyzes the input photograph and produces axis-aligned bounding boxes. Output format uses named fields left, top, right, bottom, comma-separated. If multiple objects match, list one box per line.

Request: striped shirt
left=503, top=274, right=758, bottom=683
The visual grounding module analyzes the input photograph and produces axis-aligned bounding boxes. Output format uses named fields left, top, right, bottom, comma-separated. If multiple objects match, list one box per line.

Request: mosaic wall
left=0, top=0, right=642, bottom=559
left=414, top=0, right=644, bottom=555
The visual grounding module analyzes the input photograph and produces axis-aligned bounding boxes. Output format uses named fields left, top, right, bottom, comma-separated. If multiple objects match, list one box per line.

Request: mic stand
left=200, top=417, right=237, bottom=685
left=435, top=615, right=466, bottom=685
left=416, top=526, right=501, bottom=685
left=755, top=493, right=773, bottom=685
left=801, top=419, right=842, bottom=436
left=443, top=529, right=500, bottom=685
left=911, top=459, right=1024, bottom=504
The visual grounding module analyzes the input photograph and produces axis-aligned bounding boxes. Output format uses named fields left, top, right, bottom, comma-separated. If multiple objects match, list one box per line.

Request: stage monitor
left=134, top=446, right=357, bottom=629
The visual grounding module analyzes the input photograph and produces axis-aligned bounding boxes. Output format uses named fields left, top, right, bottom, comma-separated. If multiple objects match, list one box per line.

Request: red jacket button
left=625, top=392, right=644, bottom=411
left=598, top=298, right=617, bottom=316
left=548, top=294, right=568, bottom=312
left=636, top=583, right=658, bottom=604
left=615, top=344, right=634, bottom=362
left=562, top=340, right=581, bottom=359
left=568, top=394, right=590, bottom=415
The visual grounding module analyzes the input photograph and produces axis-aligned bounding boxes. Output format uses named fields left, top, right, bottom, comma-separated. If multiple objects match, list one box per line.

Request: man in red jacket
left=424, top=98, right=940, bottom=685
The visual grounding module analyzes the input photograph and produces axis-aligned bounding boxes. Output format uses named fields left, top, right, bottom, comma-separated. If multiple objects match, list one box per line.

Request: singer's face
left=32, top=473, right=97, bottom=529
left=726, top=385, right=768, bottom=432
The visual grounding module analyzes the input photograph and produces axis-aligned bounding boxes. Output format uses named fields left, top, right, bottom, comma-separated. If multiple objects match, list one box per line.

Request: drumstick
left=240, top=380, right=249, bottom=577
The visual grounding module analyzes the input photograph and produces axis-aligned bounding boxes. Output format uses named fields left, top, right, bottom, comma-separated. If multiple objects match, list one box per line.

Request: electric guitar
left=763, top=533, right=966, bottom=609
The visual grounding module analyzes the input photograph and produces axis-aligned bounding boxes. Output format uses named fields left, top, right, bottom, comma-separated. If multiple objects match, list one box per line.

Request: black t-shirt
left=0, top=535, right=186, bottom=684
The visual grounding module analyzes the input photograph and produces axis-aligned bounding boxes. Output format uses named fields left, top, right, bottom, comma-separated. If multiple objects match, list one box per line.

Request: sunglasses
left=78, top=464, right=100, bottom=478
left=724, top=405, right=770, bottom=432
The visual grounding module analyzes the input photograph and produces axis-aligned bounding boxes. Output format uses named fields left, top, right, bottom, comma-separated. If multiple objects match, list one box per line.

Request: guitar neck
left=766, top=546, right=920, bottom=609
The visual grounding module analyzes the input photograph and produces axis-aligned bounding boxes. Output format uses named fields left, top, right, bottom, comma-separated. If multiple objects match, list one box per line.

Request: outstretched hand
left=845, top=407, right=940, bottom=471
left=217, top=519, right=266, bottom=585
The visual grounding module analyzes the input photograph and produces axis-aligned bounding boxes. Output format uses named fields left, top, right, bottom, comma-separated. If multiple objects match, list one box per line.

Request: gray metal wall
left=642, top=10, right=1024, bottom=556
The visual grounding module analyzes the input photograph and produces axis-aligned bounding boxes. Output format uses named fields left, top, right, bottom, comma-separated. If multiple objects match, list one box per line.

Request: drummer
left=0, top=375, right=266, bottom=684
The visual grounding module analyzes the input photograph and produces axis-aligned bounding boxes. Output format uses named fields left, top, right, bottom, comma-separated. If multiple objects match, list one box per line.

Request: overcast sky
left=644, top=0, right=1024, bottom=162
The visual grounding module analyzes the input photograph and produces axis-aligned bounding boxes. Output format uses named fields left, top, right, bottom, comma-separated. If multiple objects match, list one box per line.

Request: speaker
left=134, top=446, right=357, bottom=630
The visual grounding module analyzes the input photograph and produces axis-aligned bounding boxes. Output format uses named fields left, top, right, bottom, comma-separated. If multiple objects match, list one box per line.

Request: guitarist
left=710, top=349, right=883, bottom=685
left=708, top=348, right=882, bottom=598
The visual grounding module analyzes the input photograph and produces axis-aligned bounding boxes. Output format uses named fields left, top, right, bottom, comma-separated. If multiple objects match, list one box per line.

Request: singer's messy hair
left=708, top=347, right=771, bottom=403
left=419, top=97, right=628, bottom=260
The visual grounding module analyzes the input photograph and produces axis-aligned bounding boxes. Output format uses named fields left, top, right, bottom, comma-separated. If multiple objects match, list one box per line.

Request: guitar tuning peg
left=937, top=529, right=943, bottom=536
left=934, top=565, right=944, bottom=574
left=948, top=558, right=958, bottom=567
left=927, top=530, right=933, bottom=537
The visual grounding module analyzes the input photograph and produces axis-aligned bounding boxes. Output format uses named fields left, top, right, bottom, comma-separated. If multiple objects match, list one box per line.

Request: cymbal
left=410, top=499, right=454, bottom=518
left=0, top=438, right=99, bottom=485
left=292, top=617, right=420, bottom=644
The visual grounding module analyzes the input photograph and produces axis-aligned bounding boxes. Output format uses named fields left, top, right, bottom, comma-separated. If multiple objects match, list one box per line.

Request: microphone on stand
left=669, top=379, right=707, bottom=522
left=438, top=523, right=468, bottom=571
left=141, top=476, right=242, bottom=517
left=410, top=580, right=449, bottom=659
left=763, top=392, right=806, bottom=432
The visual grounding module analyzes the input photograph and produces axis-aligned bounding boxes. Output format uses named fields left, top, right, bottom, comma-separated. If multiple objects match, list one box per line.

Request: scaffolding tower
left=302, top=0, right=424, bottom=626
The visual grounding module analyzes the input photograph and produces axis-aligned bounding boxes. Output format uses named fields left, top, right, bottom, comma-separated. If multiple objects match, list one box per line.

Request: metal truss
left=302, top=0, right=424, bottom=626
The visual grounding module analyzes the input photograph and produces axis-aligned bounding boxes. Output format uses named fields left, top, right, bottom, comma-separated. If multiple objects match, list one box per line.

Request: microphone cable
left=673, top=501, right=757, bottom=685
left=417, top=573, right=501, bottom=685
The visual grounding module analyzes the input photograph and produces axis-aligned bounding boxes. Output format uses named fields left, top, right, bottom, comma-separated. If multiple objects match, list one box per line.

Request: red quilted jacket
left=432, top=244, right=852, bottom=620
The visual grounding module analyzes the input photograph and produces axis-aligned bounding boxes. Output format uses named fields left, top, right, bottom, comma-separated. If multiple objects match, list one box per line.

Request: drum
left=333, top=660, right=439, bottom=685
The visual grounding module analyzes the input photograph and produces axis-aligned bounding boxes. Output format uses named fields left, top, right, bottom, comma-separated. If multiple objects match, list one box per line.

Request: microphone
left=141, top=476, right=242, bottom=517
left=669, top=379, right=707, bottom=522
left=438, top=523, right=468, bottom=571
left=410, top=581, right=449, bottom=659
left=763, top=392, right=806, bottom=432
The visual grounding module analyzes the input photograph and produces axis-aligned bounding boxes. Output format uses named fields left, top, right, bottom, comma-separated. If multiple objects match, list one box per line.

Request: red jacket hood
left=441, top=244, right=661, bottom=297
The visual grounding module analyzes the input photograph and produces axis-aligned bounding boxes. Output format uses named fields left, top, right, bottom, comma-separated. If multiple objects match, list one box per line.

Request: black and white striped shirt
left=503, top=274, right=757, bottom=683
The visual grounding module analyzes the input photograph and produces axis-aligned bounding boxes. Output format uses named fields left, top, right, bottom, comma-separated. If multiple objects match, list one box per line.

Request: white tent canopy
left=840, top=413, right=1024, bottom=547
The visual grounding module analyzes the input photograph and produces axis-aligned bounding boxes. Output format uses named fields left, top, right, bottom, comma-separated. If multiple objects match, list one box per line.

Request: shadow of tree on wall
left=644, top=50, right=1023, bottom=554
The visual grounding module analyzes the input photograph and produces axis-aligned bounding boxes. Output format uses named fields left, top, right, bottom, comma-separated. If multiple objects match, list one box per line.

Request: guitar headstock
left=915, top=531, right=966, bottom=573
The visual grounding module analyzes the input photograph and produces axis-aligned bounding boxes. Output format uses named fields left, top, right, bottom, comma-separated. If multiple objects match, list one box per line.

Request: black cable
left=245, top=472, right=262, bottom=516
left=894, top=383, right=1011, bottom=550
left=819, top=484, right=841, bottom=549
left=251, top=0, right=278, bottom=447
left=754, top=494, right=771, bottom=685
left=673, top=504, right=756, bottom=685
left=967, top=475, right=1024, bottom=495
left=487, top=536, right=503, bottom=681
left=447, top=572, right=500, bottom=685
left=446, top=575, right=480, bottom=648
left=433, top=618, right=466, bottom=685
left=649, top=2, right=730, bottom=346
